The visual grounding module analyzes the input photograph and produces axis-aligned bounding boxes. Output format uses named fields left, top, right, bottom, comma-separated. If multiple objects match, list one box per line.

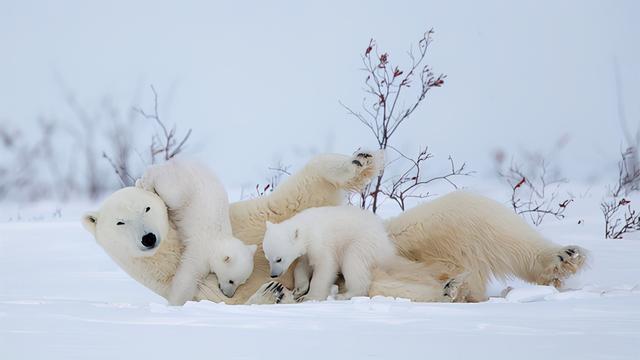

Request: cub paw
left=135, top=176, right=155, bottom=193
left=293, top=285, right=309, bottom=300
left=296, top=293, right=326, bottom=303
left=334, top=293, right=353, bottom=301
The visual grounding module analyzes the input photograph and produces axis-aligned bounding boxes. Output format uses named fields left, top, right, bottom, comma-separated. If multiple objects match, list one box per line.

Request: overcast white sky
left=1, top=0, right=639, bottom=186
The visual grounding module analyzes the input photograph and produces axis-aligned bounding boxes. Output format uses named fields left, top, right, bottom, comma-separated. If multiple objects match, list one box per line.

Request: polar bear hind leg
left=527, top=245, right=587, bottom=288
left=334, top=250, right=372, bottom=300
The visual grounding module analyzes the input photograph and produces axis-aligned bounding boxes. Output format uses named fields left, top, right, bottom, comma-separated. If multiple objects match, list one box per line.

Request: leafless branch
left=343, top=29, right=459, bottom=213
left=379, top=146, right=472, bottom=210
left=245, top=162, right=292, bottom=199
left=501, top=160, right=573, bottom=226
left=134, top=85, right=192, bottom=164
left=601, top=149, right=640, bottom=239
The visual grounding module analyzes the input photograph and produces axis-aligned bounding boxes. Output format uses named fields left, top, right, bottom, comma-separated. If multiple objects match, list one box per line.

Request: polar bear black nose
left=141, top=233, right=157, bottom=249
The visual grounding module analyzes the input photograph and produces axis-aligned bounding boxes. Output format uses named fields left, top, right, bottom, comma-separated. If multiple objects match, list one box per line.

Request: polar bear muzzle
left=141, top=233, right=158, bottom=249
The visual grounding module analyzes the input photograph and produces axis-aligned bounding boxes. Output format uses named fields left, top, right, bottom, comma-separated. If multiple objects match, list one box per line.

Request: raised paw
left=344, top=149, right=384, bottom=191
left=352, top=149, right=381, bottom=170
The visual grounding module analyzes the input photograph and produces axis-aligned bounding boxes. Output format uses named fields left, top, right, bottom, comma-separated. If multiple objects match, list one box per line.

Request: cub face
left=210, top=239, right=257, bottom=298
left=262, top=221, right=300, bottom=278
left=82, top=187, right=170, bottom=258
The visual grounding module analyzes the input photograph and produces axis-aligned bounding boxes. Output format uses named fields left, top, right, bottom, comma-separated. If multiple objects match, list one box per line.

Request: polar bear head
left=210, top=238, right=258, bottom=298
left=82, top=187, right=170, bottom=258
left=262, top=221, right=304, bottom=278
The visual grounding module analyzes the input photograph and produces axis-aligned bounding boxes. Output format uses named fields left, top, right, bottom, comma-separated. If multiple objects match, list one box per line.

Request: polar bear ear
left=247, top=244, right=257, bottom=256
left=82, top=212, right=98, bottom=237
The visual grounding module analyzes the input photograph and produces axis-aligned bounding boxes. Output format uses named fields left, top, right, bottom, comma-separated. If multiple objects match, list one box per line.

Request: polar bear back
left=291, top=205, right=396, bottom=268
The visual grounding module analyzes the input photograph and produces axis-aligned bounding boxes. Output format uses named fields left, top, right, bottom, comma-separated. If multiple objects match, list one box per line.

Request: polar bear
left=134, top=160, right=257, bottom=304
left=83, top=151, right=385, bottom=304
left=263, top=206, right=397, bottom=301
left=263, top=205, right=466, bottom=302
left=82, top=150, right=587, bottom=304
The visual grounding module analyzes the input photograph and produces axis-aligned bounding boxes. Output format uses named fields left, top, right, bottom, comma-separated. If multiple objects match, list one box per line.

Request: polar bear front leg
left=293, top=256, right=311, bottom=299
left=299, top=260, right=338, bottom=302
left=334, top=251, right=371, bottom=300
left=167, top=242, right=209, bottom=305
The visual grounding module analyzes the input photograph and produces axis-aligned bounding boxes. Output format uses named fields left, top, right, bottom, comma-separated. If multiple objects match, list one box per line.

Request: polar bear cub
left=136, top=159, right=257, bottom=305
left=263, top=205, right=397, bottom=301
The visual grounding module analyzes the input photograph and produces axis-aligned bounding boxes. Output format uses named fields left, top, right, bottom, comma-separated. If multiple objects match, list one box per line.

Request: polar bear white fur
left=263, top=205, right=468, bottom=302
left=83, top=151, right=384, bottom=304
left=82, top=150, right=587, bottom=304
left=135, top=160, right=257, bottom=304
left=385, top=191, right=587, bottom=302
left=263, top=206, right=397, bottom=301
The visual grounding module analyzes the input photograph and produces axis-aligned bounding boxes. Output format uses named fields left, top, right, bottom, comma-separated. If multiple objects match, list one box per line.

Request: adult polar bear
left=82, top=150, right=586, bottom=304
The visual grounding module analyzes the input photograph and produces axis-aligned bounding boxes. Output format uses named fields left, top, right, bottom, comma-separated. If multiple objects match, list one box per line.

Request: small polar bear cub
left=136, top=159, right=256, bottom=305
left=263, top=205, right=397, bottom=301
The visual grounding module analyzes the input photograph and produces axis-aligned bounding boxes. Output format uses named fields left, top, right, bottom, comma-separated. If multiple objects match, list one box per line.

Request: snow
left=1, top=198, right=640, bottom=360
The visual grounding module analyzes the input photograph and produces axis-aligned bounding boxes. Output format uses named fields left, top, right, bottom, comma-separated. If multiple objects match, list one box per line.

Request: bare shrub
left=601, top=148, right=640, bottom=239
left=500, top=159, right=573, bottom=226
left=342, top=29, right=469, bottom=213
left=0, top=84, right=193, bottom=202
left=242, top=162, right=291, bottom=199
left=61, top=92, right=110, bottom=199
left=380, top=146, right=470, bottom=211
left=133, top=86, right=192, bottom=164
left=0, top=118, right=79, bottom=201
left=614, top=60, right=640, bottom=193
left=103, top=85, right=192, bottom=186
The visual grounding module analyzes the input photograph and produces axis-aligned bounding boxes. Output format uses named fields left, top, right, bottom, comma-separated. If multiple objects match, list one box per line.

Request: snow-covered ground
left=1, top=192, right=640, bottom=360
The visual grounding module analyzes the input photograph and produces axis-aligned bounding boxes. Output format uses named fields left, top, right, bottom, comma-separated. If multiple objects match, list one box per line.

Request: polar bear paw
left=441, top=272, right=469, bottom=303
left=344, top=149, right=384, bottom=191
left=538, top=246, right=587, bottom=288
left=135, top=175, right=155, bottom=193
left=293, top=284, right=309, bottom=300
left=245, top=281, right=296, bottom=305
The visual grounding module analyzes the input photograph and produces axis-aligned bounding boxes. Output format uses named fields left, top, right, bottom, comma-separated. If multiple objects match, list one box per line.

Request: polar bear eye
left=228, top=280, right=234, bottom=285
left=116, top=221, right=125, bottom=226
left=276, top=258, right=282, bottom=263
left=145, top=207, right=151, bottom=213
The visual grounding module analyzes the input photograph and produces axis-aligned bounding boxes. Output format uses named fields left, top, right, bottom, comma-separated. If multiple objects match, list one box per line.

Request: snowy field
left=1, top=193, right=640, bottom=360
